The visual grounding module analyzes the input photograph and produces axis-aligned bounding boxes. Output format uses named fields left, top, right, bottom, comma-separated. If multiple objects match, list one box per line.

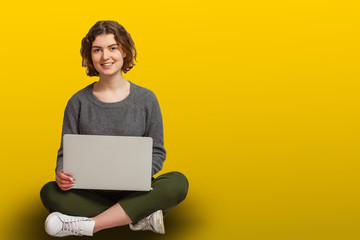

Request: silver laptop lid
left=63, top=134, right=152, bottom=191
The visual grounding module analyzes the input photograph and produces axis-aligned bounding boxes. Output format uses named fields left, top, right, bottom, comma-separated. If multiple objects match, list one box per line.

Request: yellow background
left=1, top=0, right=359, bottom=239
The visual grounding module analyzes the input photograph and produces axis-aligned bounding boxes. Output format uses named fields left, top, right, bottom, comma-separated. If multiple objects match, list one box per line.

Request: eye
left=93, top=49, right=100, bottom=53
left=110, top=47, right=118, bottom=51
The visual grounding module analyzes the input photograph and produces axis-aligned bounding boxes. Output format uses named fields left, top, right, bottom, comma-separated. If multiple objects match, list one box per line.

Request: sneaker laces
left=131, top=216, right=152, bottom=231
left=62, top=217, right=90, bottom=235
left=140, top=220, right=152, bottom=231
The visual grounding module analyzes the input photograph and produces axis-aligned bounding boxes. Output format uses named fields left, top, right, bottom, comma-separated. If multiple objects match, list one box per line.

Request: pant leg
left=40, top=181, right=120, bottom=217
left=119, top=171, right=189, bottom=223
left=40, top=171, right=189, bottom=222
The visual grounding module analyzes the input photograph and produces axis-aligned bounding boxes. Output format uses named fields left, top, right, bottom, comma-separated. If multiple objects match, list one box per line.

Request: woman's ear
left=120, top=47, right=126, bottom=58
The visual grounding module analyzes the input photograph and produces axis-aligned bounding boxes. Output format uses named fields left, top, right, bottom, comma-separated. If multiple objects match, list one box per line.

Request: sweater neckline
left=86, top=81, right=136, bottom=108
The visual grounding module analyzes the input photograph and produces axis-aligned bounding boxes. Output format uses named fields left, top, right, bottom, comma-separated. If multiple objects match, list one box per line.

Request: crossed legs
left=40, top=171, right=189, bottom=235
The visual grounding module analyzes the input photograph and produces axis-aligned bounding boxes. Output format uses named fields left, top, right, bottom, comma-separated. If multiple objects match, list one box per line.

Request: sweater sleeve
left=145, top=92, right=167, bottom=175
left=55, top=96, right=80, bottom=173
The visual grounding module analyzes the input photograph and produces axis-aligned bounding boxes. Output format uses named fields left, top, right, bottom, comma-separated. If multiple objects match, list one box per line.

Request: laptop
left=63, top=134, right=153, bottom=191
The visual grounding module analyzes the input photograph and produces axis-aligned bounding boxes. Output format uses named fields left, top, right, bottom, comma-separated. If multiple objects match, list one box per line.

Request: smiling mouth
left=101, top=63, right=114, bottom=66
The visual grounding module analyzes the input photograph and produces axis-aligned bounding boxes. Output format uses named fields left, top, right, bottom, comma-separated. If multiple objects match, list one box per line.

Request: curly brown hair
left=80, top=21, right=137, bottom=76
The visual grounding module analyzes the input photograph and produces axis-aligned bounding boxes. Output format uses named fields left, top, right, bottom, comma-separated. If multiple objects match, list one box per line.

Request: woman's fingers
left=57, top=179, right=74, bottom=190
left=57, top=170, right=76, bottom=183
left=60, top=183, right=74, bottom=190
left=57, top=178, right=73, bottom=185
left=59, top=171, right=75, bottom=182
left=56, top=173, right=70, bottom=183
left=56, top=169, right=76, bottom=190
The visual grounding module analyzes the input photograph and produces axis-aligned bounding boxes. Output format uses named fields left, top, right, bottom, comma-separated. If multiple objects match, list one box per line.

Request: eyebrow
left=92, top=44, right=118, bottom=49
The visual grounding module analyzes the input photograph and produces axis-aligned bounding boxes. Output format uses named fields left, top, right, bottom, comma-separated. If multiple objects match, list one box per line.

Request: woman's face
left=91, top=33, right=126, bottom=77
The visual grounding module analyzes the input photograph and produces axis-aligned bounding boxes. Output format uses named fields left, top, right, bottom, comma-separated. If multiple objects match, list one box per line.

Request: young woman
left=40, top=20, right=189, bottom=237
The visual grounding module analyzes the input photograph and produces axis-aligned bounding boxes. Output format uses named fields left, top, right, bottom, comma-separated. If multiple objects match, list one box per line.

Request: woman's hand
left=56, top=169, right=76, bottom=191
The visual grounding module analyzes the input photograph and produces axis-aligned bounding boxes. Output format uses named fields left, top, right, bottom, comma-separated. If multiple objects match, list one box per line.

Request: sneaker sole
left=154, top=210, right=165, bottom=234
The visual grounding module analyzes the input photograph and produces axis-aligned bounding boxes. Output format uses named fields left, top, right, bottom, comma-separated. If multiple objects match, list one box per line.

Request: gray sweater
left=56, top=81, right=166, bottom=176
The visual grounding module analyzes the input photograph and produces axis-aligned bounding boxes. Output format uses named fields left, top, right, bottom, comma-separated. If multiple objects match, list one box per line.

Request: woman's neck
left=97, top=72, right=127, bottom=91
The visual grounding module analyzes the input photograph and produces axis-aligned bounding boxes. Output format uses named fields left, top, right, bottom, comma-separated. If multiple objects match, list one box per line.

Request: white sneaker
left=129, top=210, right=165, bottom=234
left=45, top=212, right=95, bottom=237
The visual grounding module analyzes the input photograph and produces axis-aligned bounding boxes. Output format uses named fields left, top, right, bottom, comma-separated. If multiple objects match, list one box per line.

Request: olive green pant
left=40, top=171, right=189, bottom=223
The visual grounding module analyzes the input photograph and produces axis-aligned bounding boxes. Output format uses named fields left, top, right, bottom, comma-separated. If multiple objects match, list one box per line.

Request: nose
left=102, top=49, right=110, bottom=60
